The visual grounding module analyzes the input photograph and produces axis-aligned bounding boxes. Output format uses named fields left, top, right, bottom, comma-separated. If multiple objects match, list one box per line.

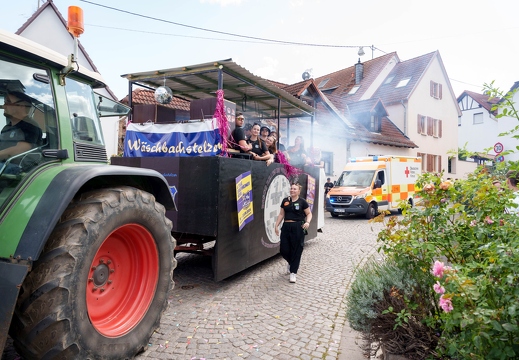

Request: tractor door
left=0, top=55, right=58, bottom=208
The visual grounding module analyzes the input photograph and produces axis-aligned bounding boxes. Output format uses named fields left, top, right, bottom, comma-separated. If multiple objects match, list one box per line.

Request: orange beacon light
left=67, top=6, right=84, bottom=37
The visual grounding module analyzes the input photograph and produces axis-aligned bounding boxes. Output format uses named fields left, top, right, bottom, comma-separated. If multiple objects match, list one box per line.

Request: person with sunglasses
left=0, top=91, right=42, bottom=174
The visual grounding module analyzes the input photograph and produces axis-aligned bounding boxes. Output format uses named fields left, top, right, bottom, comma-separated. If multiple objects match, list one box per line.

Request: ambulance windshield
left=337, top=170, right=374, bottom=187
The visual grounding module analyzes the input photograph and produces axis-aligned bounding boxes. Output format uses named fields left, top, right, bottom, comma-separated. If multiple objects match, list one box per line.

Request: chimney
left=355, top=58, right=363, bottom=85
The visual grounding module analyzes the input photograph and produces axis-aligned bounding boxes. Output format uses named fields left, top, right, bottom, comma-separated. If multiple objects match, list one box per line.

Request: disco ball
left=154, top=86, right=173, bottom=104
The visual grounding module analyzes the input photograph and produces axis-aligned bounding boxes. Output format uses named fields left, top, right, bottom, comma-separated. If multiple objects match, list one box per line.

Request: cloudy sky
left=2, top=0, right=518, bottom=100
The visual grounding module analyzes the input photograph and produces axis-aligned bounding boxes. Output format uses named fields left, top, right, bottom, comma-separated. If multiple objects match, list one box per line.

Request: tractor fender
left=0, top=261, right=29, bottom=356
left=13, top=164, right=175, bottom=261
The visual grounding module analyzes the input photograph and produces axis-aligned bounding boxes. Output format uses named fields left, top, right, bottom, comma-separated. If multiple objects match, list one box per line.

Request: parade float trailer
left=112, top=60, right=324, bottom=281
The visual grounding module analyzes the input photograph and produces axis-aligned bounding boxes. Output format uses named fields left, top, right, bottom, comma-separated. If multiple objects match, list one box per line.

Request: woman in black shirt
left=247, top=123, right=270, bottom=161
left=274, top=183, right=312, bottom=283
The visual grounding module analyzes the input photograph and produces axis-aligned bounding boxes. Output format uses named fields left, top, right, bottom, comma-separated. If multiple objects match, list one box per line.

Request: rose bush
left=374, top=168, right=519, bottom=359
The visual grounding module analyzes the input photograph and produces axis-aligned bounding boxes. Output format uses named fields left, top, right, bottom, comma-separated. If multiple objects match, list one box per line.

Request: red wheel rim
left=86, top=224, right=159, bottom=337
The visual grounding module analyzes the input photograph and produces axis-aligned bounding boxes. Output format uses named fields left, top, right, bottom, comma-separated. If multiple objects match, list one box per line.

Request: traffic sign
left=494, top=142, right=504, bottom=154
left=496, top=155, right=505, bottom=163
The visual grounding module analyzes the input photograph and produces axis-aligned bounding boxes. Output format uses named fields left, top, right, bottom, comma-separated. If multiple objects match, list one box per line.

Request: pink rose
left=469, top=220, right=477, bottom=227
left=439, top=295, right=453, bottom=313
left=485, top=216, right=494, bottom=225
left=432, top=260, right=446, bottom=278
left=433, top=281, right=445, bottom=294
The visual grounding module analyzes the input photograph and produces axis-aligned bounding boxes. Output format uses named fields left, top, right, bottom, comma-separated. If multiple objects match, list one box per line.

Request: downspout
left=401, top=100, right=407, bottom=135
left=128, top=81, right=133, bottom=122
left=346, top=139, right=351, bottom=164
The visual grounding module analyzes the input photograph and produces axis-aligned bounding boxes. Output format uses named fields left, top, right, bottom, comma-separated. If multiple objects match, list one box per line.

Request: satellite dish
left=302, top=71, right=311, bottom=80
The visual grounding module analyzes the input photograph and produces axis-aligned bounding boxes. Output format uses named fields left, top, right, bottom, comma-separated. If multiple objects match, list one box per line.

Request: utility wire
left=86, top=23, right=387, bottom=54
left=86, top=24, right=304, bottom=45
left=79, top=0, right=373, bottom=49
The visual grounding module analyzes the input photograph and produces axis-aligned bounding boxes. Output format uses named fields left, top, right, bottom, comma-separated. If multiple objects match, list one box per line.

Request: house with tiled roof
left=306, top=50, right=475, bottom=178
left=458, top=83, right=519, bottom=163
left=15, top=0, right=121, bottom=156
left=266, top=75, right=417, bottom=176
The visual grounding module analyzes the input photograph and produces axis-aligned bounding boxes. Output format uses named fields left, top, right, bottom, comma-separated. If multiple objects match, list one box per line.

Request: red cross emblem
left=405, top=167, right=410, bottom=178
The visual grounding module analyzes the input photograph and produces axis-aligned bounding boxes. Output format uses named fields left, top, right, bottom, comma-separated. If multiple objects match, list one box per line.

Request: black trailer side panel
left=110, top=156, right=320, bottom=281
left=215, top=158, right=281, bottom=280
left=177, top=157, right=219, bottom=236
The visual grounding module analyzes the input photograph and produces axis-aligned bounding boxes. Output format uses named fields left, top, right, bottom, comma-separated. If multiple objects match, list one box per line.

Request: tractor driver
left=0, top=91, right=42, bottom=174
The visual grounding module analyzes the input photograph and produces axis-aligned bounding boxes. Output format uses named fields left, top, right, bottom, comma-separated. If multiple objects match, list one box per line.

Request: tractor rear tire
left=10, top=186, right=176, bottom=359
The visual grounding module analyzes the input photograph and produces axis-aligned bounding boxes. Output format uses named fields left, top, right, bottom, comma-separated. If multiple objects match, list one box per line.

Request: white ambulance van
left=325, top=155, right=422, bottom=218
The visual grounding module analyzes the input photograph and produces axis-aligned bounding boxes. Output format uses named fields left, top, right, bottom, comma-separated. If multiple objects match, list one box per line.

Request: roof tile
left=120, top=88, right=190, bottom=111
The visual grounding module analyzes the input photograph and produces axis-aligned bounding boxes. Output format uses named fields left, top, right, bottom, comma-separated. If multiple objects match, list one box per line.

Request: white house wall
left=17, top=7, right=95, bottom=72
left=497, top=90, right=519, bottom=163
left=457, top=95, right=499, bottom=156
left=401, top=56, right=459, bottom=176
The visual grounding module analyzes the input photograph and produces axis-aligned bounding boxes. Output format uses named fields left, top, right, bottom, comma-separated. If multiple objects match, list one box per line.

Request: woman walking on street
left=274, top=183, right=312, bottom=283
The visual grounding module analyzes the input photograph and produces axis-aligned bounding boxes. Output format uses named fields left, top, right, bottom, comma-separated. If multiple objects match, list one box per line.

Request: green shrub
left=346, top=258, right=439, bottom=359
left=375, top=169, right=519, bottom=359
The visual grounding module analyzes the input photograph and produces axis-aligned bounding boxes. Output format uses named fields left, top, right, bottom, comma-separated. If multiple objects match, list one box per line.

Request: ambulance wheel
left=331, top=212, right=339, bottom=218
left=365, top=203, right=377, bottom=219
left=11, top=186, right=176, bottom=360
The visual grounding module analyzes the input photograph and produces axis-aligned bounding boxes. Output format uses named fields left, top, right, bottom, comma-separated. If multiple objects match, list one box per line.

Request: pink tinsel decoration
left=214, top=89, right=230, bottom=156
left=276, top=151, right=302, bottom=178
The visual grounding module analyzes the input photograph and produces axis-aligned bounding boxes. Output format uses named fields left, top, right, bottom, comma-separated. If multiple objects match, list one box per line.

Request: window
left=422, top=154, right=442, bottom=172
left=419, top=115, right=441, bottom=137
left=348, top=85, right=360, bottom=95
left=418, top=152, right=442, bottom=173
left=384, top=75, right=395, bottom=84
left=318, top=78, right=330, bottom=88
left=473, top=112, right=483, bottom=124
left=0, top=55, right=57, bottom=208
left=376, top=170, right=385, bottom=186
left=370, top=114, right=381, bottom=132
left=448, top=157, right=456, bottom=174
left=417, top=152, right=426, bottom=171
left=430, top=81, right=442, bottom=99
left=321, top=151, right=333, bottom=176
left=65, top=79, right=105, bottom=146
left=433, top=118, right=441, bottom=137
left=396, top=77, right=411, bottom=88
left=417, top=114, right=426, bottom=135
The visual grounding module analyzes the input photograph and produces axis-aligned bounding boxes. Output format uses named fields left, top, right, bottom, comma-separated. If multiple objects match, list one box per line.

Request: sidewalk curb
left=338, top=322, right=367, bottom=360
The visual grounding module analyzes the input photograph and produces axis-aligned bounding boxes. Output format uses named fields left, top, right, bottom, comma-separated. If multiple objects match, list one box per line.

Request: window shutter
left=439, top=120, right=442, bottom=138
left=427, top=154, right=433, bottom=172
left=430, top=81, right=433, bottom=97
left=417, top=114, right=422, bottom=133
left=427, top=117, right=433, bottom=136
left=439, top=84, right=443, bottom=99
left=438, top=155, right=442, bottom=172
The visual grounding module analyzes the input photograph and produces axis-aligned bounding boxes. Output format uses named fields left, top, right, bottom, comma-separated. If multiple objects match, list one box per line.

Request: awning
left=121, top=59, right=315, bottom=119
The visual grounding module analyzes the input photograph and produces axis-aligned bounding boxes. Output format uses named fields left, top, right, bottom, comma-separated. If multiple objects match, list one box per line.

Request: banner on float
left=123, top=120, right=222, bottom=157
left=306, top=175, right=316, bottom=213
left=236, top=171, right=254, bottom=231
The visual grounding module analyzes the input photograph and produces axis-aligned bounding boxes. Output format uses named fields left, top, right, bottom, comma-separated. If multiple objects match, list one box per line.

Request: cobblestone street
left=2, top=214, right=384, bottom=360
left=137, top=214, right=382, bottom=360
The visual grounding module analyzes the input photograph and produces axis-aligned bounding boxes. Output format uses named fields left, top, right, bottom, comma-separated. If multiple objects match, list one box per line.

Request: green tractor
left=0, top=23, right=176, bottom=360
